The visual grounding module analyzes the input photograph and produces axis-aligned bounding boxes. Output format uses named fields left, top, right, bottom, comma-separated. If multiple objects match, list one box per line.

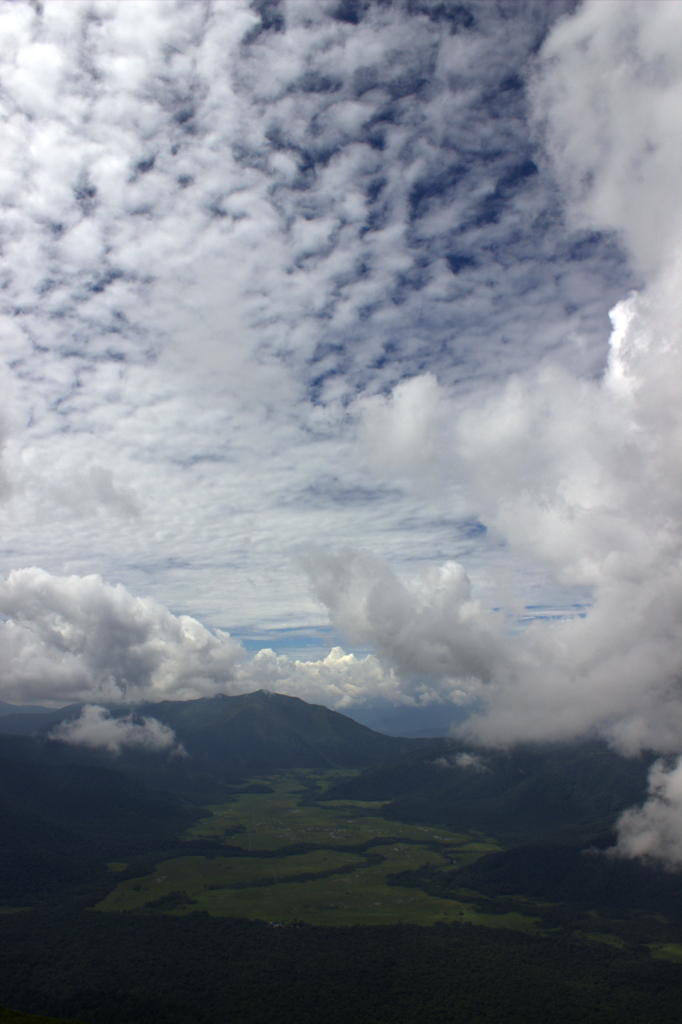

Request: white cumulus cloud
left=454, top=752, right=488, bottom=772
left=341, top=252, right=682, bottom=758
left=610, top=757, right=682, bottom=870
left=240, top=645, right=403, bottom=710
left=531, top=0, right=682, bottom=281
left=0, top=566, right=406, bottom=710
left=0, top=567, right=246, bottom=705
left=50, top=703, right=181, bottom=755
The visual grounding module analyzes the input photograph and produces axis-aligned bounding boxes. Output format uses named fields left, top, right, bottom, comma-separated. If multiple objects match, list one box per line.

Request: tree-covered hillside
left=324, top=739, right=652, bottom=846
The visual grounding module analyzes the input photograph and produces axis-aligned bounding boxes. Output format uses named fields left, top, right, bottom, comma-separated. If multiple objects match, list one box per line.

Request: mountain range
left=0, top=690, right=658, bottom=899
left=0, top=690, right=419, bottom=796
left=0, top=691, right=420, bottom=902
left=1, top=690, right=680, bottom=1024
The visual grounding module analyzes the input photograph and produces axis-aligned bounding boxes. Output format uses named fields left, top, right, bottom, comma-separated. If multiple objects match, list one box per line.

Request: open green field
left=96, top=768, right=509, bottom=927
left=94, top=770, right=682, bottom=954
left=651, top=943, right=682, bottom=963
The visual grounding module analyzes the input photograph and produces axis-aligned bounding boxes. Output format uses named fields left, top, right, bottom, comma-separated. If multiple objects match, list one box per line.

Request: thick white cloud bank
left=244, top=645, right=403, bottom=710
left=333, top=0, right=682, bottom=864
left=0, top=566, right=398, bottom=709
left=50, top=703, right=181, bottom=755
left=610, top=757, right=682, bottom=869
left=329, top=276, right=682, bottom=756
left=0, top=567, right=246, bottom=704
left=531, top=0, right=682, bottom=282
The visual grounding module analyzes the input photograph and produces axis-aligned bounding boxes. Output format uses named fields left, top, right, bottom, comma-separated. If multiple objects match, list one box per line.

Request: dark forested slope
left=324, top=738, right=653, bottom=846
left=0, top=735, right=201, bottom=902
left=134, top=690, right=421, bottom=772
left=1, top=691, right=422, bottom=775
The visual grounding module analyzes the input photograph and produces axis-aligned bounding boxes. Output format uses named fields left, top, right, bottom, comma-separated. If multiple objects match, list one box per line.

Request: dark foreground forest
left=1, top=909, right=681, bottom=1024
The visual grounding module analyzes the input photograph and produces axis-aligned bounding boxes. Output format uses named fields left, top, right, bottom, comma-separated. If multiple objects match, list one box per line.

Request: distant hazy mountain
left=1, top=693, right=652, bottom=849
left=0, top=687, right=673, bottom=940
left=341, top=700, right=471, bottom=737
left=0, top=691, right=425, bottom=902
left=0, top=700, right=60, bottom=718
left=0, top=690, right=657, bottom=904
left=0, top=690, right=428, bottom=820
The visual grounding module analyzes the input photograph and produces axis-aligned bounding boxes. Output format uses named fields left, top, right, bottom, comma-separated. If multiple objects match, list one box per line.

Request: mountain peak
left=132, top=690, right=422, bottom=773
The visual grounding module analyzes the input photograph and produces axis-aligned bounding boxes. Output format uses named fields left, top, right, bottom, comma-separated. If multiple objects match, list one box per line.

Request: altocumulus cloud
left=0, top=0, right=623, bottom=631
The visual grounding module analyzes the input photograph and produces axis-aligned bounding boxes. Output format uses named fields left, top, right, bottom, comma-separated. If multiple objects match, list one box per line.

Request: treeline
left=0, top=909, right=680, bottom=1024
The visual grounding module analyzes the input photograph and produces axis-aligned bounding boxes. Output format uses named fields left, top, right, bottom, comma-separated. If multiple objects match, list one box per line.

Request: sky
left=0, top=1, right=681, bottom=859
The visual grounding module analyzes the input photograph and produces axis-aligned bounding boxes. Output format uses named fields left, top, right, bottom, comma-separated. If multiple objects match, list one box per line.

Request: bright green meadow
left=96, top=769, right=506, bottom=927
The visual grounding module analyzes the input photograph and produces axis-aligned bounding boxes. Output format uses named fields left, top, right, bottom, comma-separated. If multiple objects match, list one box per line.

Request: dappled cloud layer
left=0, top=0, right=624, bottom=626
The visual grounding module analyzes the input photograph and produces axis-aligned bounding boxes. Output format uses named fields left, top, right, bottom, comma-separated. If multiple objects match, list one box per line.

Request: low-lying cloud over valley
left=50, top=703, right=182, bottom=755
